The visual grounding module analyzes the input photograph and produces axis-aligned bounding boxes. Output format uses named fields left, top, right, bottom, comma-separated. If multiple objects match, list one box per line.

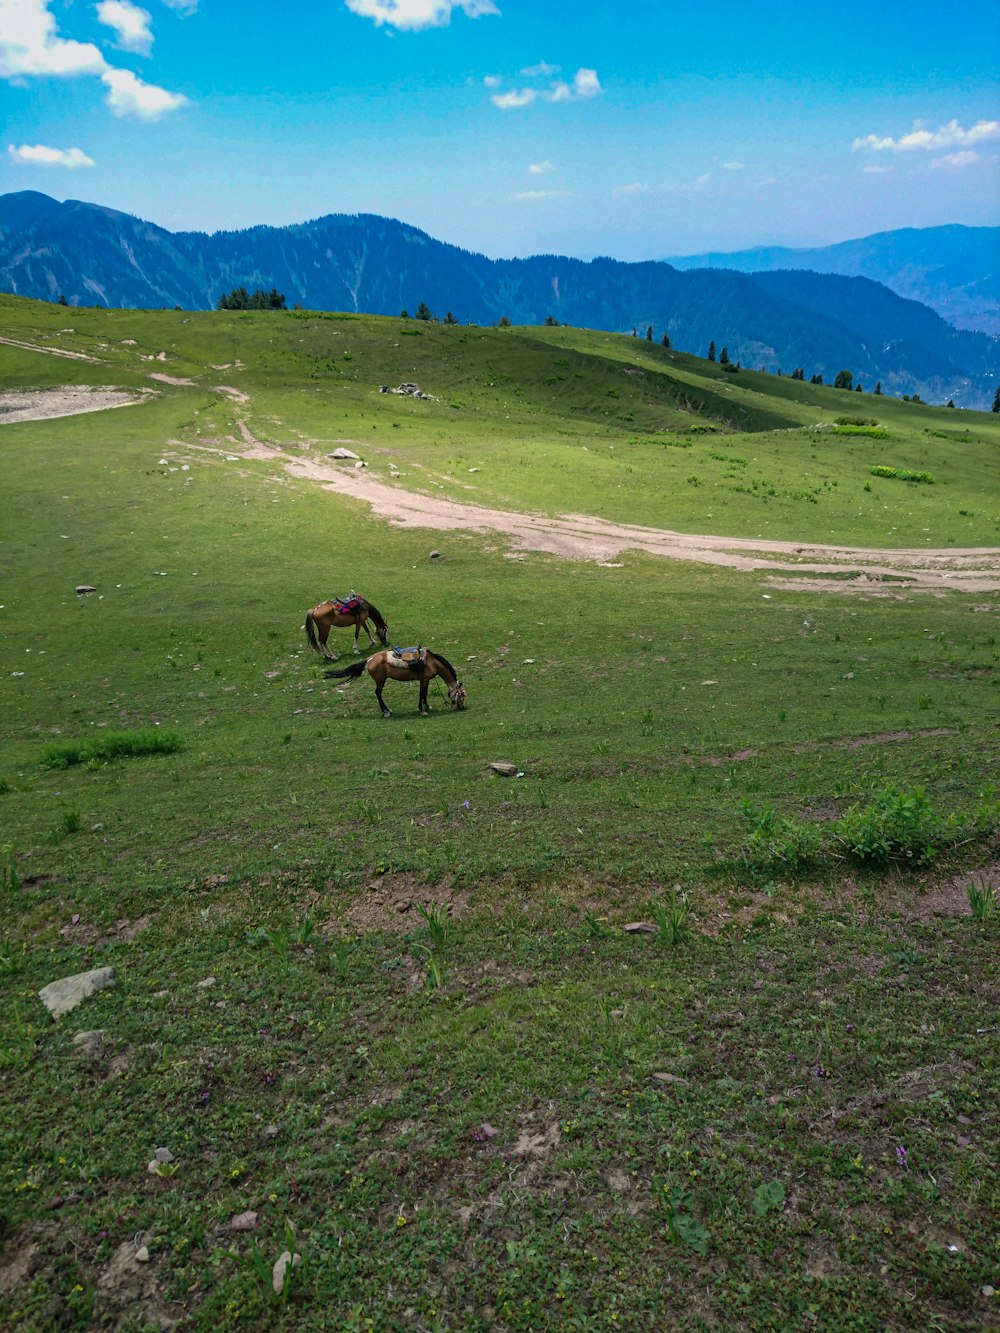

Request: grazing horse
left=325, top=647, right=467, bottom=718
left=304, top=593, right=388, bottom=659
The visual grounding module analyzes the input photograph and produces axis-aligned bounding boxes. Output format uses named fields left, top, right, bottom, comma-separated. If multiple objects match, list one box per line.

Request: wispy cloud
left=97, top=0, right=154, bottom=55
left=852, top=118, right=999, bottom=152
left=101, top=66, right=186, bottom=117
left=344, top=0, right=499, bottom=31
left=0, top=0, right=186, bottom=118
left=8, top=142, right=94, bottom=167
left=529, top=160, right=553, bottom=175
left=521, top=60, right=558, bottom=78
left=513, top=188, right=573, bottom=201
left=931, top=149, right=981, bottom=169
left=663, top=172, right=710, bottom=193
left=159, top=0, right=198, bottom=12
left=613, top=181, right=648, bottom=195
left=862, top=164, right=893, bottom=174
left=490, top=64, right=602, bottom=110
left=722, top=160, right=745, bottom=171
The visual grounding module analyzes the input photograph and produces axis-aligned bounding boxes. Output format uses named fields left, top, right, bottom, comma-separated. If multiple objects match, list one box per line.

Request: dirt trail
left=277, top=441, right=1000, bottom=594
left=0, top=385, right=155, bottom=424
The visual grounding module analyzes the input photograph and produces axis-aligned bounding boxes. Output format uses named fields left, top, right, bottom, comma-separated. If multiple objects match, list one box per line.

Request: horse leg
left=353, top=619, right=364, bottom=654
left=418, top=680, right=430, bottom=716
left=320, top=618, right=337, bottom=661
left=374, top=678, right=392, bottom=718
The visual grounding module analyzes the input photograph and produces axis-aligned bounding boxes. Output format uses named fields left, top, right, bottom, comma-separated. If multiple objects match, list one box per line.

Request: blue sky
left=1, top=0, right=998, bottom=259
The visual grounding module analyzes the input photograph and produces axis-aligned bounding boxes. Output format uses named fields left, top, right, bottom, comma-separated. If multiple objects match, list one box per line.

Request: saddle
left=333, top=592, right=365, bottom=615
left=388, top=645, right=427, bottom=671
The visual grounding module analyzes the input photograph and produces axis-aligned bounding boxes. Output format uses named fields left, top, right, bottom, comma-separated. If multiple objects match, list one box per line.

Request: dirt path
left=276, top=442, right=1000, bottom=594
left=0, top=385, right=155, bottom=424
left=0, top=334, right=100, bottom=363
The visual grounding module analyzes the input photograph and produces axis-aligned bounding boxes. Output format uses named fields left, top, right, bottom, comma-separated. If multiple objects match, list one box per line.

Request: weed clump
left=39, top=728, right=182, bottom=769
left=870, top=464, right=934, bottom=483
left=833, top=785, right=946, bottom=866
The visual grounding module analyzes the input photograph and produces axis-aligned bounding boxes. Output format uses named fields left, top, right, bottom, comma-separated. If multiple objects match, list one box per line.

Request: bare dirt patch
left=229, top=439, right=1000, bottom=593
left=0, top=385, right=154, bottom=424
left=327, top=873, right=468, bottom=935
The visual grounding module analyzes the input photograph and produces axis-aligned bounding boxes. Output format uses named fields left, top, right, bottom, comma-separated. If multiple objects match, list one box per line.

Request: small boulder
left=39, top=967, right=116, bottom=1019
left=272, top=1250, right=301, bottom=1295
left=76, top=585, right=96, bottom=596
left=489, top=762, right=519, bottom=777
left=231, top=1210, right=259, bottom=1232
left=623, top=921, right=656, bottom=934
left=72, top=1029, right=106, bottom=1059
left=331, top=447, right=360, bottom=460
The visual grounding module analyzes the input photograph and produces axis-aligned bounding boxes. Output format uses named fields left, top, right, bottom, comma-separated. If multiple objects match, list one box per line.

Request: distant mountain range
left=1, top=191, right=997, bottom=409
left=667, top=225, right=1000, bottom=336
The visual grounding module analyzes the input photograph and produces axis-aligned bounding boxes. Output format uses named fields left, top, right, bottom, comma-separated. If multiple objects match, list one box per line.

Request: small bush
left=834, top=786, right=946, bottom=866
left=740, top=802, right=824, bottom=872
left=40, top=728, right=182, bottom=770
left=870, top=465, right=934, bottom=484
left=834, top=425, right=888, bottom=439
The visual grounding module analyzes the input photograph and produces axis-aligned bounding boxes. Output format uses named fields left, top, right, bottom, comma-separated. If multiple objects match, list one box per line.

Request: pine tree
left=415, top=302, right=433, bottom=321
left=719, top=346, right=730, bottom=365
left=834, top=369, right=854, bottom=390
left=444, top=311, right=458, bottom=325
left=874, top=381, right=882, bottom=396
left=646, top=325, right=653, bottom=341
left=660, top=333, right=671, bottom=349
left=708, top=340, right=716, bottom=362
left=992, top=386, right=1000, bottom=413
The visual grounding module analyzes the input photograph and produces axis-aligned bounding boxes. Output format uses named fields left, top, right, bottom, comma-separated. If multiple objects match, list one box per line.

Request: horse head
left=447, top=682, right=467, bottom=710
left=376, top=622, right=389, bottom=644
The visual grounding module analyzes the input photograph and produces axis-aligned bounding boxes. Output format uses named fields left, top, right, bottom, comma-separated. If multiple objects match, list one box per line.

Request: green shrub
left=40, top=728, right=182, bottom=769
left=870, top=465, right=934, bottom=483
left=833, top=786, right=946, bottom=866
left=834, top=425, right=888, bottom=439
left=740, top=801, right=824, bottom=872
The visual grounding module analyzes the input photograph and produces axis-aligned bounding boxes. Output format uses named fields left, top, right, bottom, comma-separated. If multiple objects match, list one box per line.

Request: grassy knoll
left=0, top=297, right=998, bottom=1330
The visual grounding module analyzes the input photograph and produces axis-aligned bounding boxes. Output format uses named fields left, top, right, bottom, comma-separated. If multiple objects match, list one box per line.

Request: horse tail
left=324, top=660, right=367, bottom=681
left=305, top=611, right=321, bottom=653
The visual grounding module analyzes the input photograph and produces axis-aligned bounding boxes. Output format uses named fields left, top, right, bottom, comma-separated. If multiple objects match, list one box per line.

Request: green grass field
left=1, top=295, right=998, bottom=1330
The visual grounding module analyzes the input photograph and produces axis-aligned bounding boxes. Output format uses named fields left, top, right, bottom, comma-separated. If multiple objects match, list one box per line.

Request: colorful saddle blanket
left=388, top=645, right=427, bottom=670
left=333, top=595, right=365, bottom=615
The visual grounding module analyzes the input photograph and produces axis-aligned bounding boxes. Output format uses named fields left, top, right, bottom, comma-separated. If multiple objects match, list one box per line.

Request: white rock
left=272, top=1250, right=301, bottom=1294
left=331, top=447, right=359, bottom=460
left=39, top=967, right=116, bottom=1019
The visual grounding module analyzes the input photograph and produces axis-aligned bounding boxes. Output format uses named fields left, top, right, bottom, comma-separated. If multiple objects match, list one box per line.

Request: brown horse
left=304, top=594, right=388, bottom=659
left=325, top=647, right=467, bottom=718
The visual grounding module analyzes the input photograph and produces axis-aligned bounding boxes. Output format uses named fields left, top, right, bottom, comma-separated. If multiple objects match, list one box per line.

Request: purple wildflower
left=896, top=1145, right=908, bottom=1167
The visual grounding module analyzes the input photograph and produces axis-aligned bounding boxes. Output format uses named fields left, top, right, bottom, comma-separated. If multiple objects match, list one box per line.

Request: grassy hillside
left=1, top=296, right=998, bottom=1331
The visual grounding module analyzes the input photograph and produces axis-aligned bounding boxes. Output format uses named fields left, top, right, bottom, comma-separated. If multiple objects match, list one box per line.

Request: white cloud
left=0, top=0, right=106, bottom=76
left=613, top=181, right=648, bottom=195
left=492, top=87, right=536, bottom=109
left=491, top=64, right=602, bottom=110
left=97, top=0, right=153, bottom=55
left=159, top=0, right=197, bottom=12
left=862, top=164, right=893, bottom=174
left=1, top=0, right=186, bottom=119
left=8, top=141, right=94, bottom=166
left=931, top=149, right=980, bottom=169
left=483, top=73, right=501, bottom=88
left=529, top=160, right=553, bottom=174
left=852, top=118, right=999, bottom=152
left=513, top=188, right=573, bottom=200
left=521, top=60, right=558, bottom=77
left=101, top=65, right=186, bottom=118
left=570, top=67, right=600, bottom=99
left=344, top=0, right=499, bottom=31
left=663, top=172, right=710, bottom=193
left=722, top=160, right=744, bottom=171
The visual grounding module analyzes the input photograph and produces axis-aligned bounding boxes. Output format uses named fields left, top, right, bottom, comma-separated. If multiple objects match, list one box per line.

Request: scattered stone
left=623, top=921, right=656, bottom=934
left=701, top=680, right=719, bottom=686
left=72, top=1029, right=106, bottom=1059
left=272, top=1250, right=301, bottom=1295
left=380, top=382, right=434, bottom=400
left=76, top=585, right=96, bottom=595
left=652, top=1071, right=690, bottom=1086
left=39, top=966, right=116, bottom=1019
left=196, top=976, right=216, bottom=989
left=263, top=1124, right=279, bottom=1138
left=231, top=1211, right=259, bottom=1232
left=489, top=762, right=519, bottom=777
left=135, top=1246, right=150, bottom=1263
left=429, top=549, right=441, bottom=559
left=0, top=1240, right=38, bottom=1294
left=153, top=990, right=170, bottom=1000
left=153, top=1148, right=174, bottom=1164
left=330, top=447, right=360, bottom=460
left=468, top=467, right=480, bottom=473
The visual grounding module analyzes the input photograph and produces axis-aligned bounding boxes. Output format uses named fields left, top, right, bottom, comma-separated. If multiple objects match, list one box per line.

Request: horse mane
left=429, top=650, right=459, bottom=681
left=365, top=600, right=387, bottom=630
